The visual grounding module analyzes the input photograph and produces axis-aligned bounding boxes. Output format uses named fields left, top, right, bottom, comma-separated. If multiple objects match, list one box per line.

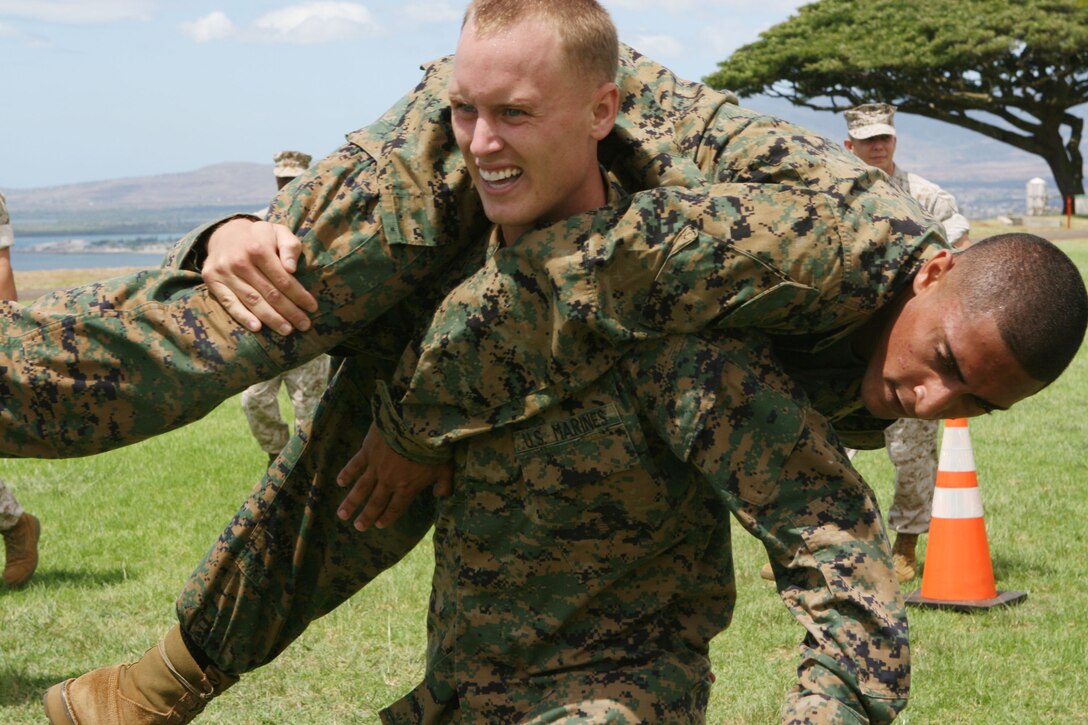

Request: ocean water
left=13, top=250, right=167, bottom=271
left=12, top=232, right=179, bottom=271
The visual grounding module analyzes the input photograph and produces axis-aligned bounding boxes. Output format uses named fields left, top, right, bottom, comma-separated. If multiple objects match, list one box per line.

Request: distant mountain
left=5, top=162, right=277, bottom=235
left=3, top=123, right=1082, bottom=233
left=6, top=162, right=274, bottom=212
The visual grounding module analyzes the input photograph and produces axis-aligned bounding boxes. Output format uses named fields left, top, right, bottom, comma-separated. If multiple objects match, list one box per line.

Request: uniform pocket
left=513, top=402, right=645, bottom=527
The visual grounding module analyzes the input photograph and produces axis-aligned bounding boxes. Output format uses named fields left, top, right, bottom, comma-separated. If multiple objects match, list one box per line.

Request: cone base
left=905, top=589, right=1027, bottom=612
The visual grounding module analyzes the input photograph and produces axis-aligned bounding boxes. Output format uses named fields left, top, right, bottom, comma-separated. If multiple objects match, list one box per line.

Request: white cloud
left=177, top=2, right=382, bottom=45
left=180, top=11, right=235, bottom=43
left=627, top=33, right=685, bottom=60
left=697, top=12, right=792, bottom=60
left=252, top=2, right=380, bottom=44
left=602, top=0, right=809, bottom=75
left=0, top=0, right=155, bottom=24
left=605, top=0, right=804, bottom=13
left=402, top=2, right=462, bottom=25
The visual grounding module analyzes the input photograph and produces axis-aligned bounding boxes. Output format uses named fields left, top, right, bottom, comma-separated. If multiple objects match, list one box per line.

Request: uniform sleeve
left=0, top=142, right=475, bottom=458
left=372, top=177, right=936, bottom=460
left=623, top=332, right=909, bottom=723
left=940, top=212, right=970, bottom=246
left=907, top=174, right=969, bottom=245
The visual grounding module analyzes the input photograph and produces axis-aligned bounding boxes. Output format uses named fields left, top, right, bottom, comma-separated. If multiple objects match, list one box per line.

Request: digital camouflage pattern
left=0, top=47, right=947, bottom=722
left=883, top=418, right=939, bottom=535
left=383, top=360, right=732, bottom=722
left=240, top=355, right=331, bottom=455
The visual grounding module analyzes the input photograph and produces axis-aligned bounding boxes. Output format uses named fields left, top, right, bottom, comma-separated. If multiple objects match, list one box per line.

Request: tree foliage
left=705, top=0, right=1088, bottom=198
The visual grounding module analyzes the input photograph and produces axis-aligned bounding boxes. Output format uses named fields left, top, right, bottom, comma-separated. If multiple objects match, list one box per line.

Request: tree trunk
left=1038, top=117, right=1085, bottom=202
left=1041, top=152, right=1085, bottom=202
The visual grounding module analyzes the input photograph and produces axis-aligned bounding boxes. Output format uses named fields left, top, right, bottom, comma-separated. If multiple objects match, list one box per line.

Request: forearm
left=0, top=269, right=277, bottom=457
left=0, top=146, right=475, bottom=458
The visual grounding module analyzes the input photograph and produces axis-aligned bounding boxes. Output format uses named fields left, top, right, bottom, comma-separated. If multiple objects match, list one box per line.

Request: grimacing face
left=860, top=250, right=1046, bottom=420
left=448, top=17, right=618, bottom=242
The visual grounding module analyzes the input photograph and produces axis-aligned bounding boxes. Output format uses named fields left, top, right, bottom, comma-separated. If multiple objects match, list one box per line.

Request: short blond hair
left=463, top=0, right=619, bottom=85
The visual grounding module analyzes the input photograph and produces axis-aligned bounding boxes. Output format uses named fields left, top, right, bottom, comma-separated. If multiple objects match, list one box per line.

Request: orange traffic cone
left=905, top=418, right=1026, bottom=611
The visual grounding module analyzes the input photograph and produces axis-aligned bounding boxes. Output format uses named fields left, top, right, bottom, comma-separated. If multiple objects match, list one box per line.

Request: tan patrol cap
left=273, top=150, right=312, bottom=178
left=844, top=103, right=897, bottom=140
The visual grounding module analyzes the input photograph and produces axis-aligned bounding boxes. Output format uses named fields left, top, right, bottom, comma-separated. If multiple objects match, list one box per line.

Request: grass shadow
left=0, top=668, right=55, bottom=707
left=1, top=567, right=132, bottom=593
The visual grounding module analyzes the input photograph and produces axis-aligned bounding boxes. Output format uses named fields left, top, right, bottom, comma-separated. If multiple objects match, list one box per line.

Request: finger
left=337, top=448, right=368, bottom=487
left=432, top=468, right=454, bottom=498
left=226, top=276, right=296, bottom=335
left=354, top=484, right=394, bottom=532
left=337, top=473, right=377, bottom=522
left=271, top=226, right=318, bottom=315
left=274, top=226, right=304, bottom=276
left=206, top=280, right=262, bottom=332
left=375, top=489, right=413, bottom=529
left=249, top=269, right=313, bottom=333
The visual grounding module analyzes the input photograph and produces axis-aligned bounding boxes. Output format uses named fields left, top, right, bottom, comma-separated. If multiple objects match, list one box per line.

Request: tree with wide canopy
left=705, top=0, right=1088, bottom=199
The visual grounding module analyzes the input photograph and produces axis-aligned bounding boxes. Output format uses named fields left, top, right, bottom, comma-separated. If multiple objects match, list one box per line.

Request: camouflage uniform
left=0, top=49, right=945, bottom=722
left=0, top=192, right=22, bottom=531
left=240, top=355, right=331, bottom=456
left=881, top=417, right=938, bottom=537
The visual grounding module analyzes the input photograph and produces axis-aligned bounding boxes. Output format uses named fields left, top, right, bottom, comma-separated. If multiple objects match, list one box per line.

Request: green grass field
left=2, top=241, right=1087, bottom=723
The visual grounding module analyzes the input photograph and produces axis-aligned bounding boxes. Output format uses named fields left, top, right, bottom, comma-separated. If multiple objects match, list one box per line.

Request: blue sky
left=0, top=0, right=1072, bottom=191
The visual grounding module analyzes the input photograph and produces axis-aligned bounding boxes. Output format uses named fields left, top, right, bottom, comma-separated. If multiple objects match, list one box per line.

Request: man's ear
left=591, top=82, right=620, bottom=140
left=912, top=249, right=956, bottom=294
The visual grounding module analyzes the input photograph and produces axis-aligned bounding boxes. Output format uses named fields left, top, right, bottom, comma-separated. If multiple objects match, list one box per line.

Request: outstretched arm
left=0, top=141, right=476, bottom=459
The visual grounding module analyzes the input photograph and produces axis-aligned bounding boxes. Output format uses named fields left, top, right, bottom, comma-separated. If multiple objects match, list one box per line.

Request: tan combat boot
left=3, top=512, right=40, bottom=588
left=892, top=533, right=919, bottom=583
left=43, top=625, right=238, bottom=724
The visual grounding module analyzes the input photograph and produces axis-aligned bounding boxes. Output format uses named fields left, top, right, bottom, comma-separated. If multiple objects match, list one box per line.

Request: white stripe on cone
left=932, top=486, right=985, bottom=519
left=937, top=427, right=976, bottom=472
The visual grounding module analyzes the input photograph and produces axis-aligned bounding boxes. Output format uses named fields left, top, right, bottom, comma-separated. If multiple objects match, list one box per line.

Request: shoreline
left=11, top=224, right=1087, bottom=301
left=15, top=266, right=154, bottom=301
